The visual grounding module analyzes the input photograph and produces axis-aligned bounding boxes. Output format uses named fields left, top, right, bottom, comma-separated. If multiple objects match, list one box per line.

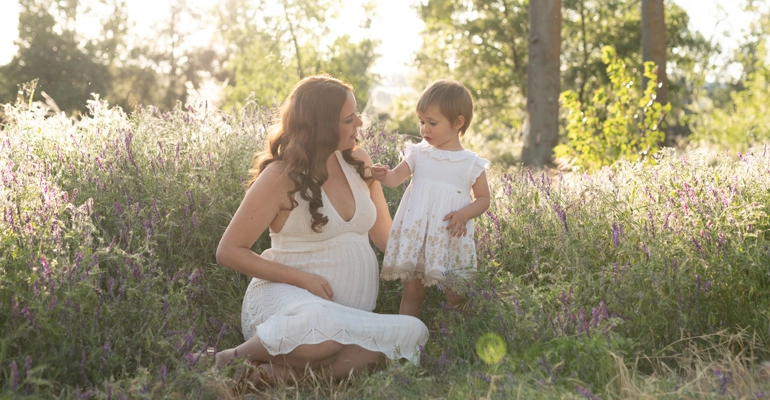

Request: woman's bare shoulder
left=250, top=161, right=293, bottom=191
left=352, top=147, right=373, bottom=166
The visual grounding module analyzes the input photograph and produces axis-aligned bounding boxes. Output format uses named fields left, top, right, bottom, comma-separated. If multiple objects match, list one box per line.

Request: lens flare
left=476, top=332, right=506, bottom=364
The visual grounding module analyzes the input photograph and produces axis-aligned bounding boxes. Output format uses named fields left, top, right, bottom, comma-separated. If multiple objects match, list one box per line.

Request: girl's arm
left=215, top=162, right=334, bottom=300
left=443, top=171, right=491, bottom=237
left=371, top=160, right=412, bottom=188
left=353, top=148, right=393, bottom=252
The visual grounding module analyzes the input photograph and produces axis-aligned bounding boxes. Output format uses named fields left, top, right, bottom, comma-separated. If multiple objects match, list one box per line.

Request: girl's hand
left=298, top=272, right=334, bottom=300
left=370, top=164, right=389, bottom=182
left=443, top=211, right=470, bottom=237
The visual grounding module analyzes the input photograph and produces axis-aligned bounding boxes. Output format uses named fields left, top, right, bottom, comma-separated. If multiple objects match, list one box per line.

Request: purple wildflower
left=81, top=349, right=86, bottom=375
left=419, top=345, right=428, bottom=366
left=692, top=237, right=704, bottom=256
left=647, top=211, right=656, bottom=238
left=10, top=361, right=18, bottom=391
left=553, top=202, right=568, bottom=232
left=103, top=341, right=110, bottom=364
left=575, top=384, right=601, bottom=400
left=714, top=368, right=731, bottom=395
left=21, top=307, right=38, bottom=329
left=437, top=352, right=449, bottom=369
left=611, top=222, right=623, bottom=247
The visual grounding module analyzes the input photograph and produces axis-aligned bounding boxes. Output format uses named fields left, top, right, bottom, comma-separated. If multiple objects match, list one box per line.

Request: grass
left=1, top=96, right=770, bottom=399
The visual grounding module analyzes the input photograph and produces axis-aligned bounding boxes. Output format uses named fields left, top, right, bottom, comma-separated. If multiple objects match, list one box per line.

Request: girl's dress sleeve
left=469, top=155, right=490, bottom=186
left=403, top=141, right=417, bottom=171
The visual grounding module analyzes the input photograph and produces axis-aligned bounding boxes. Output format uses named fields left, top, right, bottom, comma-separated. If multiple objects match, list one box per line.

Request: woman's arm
left=371, top=160, right=412, bottom=188
left=353, top=148, right=393, bottom=252
left=443, top=171, right=491, bottom=238
left=215, top=163, right=334, bottom=300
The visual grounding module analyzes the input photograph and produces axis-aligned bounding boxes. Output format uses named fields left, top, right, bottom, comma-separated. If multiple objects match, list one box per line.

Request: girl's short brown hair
left=416, top=79, right=474, bottom=135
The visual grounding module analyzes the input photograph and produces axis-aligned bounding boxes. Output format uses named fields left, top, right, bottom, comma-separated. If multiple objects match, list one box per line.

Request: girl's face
left=417, top=104, right=464, bottom=151
left=337, top=91, right=362, bottom=151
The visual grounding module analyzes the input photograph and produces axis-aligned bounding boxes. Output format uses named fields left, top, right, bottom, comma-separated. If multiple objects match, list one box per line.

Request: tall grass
left=2, top=97, right=769, bottom=398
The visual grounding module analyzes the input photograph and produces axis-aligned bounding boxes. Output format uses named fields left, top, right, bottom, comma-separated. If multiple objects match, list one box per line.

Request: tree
left=560, top=0, right=711, bottom=140
left=0, top=0, right=126, bottom=115
left=642, top=0, right=667, bottom=106
left=522, top=0, right=561, bottom=168
left=413, top=0, right=713, bottom=154
left=413, top=0, right=529, bottom=136
left=315, top=2, right=380, bottom=108
left=218, top=0, right=380, bottom=110
left=107, top=0, right=223, bottom=111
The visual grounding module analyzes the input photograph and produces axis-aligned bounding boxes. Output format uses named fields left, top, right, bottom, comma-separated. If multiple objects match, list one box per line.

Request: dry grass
left=609, top=329, right=770, bottom=399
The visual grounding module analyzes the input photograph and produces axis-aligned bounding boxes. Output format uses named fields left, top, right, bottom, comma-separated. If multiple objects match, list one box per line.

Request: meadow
left=2, top=96, right=770, bottom=399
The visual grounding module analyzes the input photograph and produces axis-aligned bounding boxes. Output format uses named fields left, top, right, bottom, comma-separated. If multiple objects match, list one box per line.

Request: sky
left=0, top=0, right=755, bottom=80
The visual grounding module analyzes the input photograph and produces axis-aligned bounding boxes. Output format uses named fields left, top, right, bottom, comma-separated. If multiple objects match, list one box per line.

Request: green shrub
left=690, top=41, right=770, bottom=153
left=556, top=46, right=670, bottom=171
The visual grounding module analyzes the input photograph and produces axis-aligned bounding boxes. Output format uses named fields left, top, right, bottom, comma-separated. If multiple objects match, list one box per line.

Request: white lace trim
left=252, top=300, right=428, bottom=366
left=381, top=264, right=476, bottom=288
left=381, top=267, right=444, bottom=287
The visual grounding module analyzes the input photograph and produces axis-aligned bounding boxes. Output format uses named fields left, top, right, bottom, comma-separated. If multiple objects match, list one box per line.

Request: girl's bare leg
left=444, top=287, right=466, bottom=309
left=399, top=279, right=427, bottom=318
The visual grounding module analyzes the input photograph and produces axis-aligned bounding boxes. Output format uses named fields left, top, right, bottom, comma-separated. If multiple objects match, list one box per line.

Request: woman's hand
left=298, top=271, right=334, bottom=300
left=443, top=210, right=470, bottom=237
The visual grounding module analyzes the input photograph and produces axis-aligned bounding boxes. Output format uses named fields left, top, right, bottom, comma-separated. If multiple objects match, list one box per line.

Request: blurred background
left=0, top=0, right=767, bottom=167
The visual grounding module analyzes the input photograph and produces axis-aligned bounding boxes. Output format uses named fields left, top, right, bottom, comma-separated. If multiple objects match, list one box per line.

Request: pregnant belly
left=260, top=242, right=379, bottom=311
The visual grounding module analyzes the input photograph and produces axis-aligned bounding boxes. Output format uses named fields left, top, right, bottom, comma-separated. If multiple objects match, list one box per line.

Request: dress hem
left=381, top=263, right=476, bottom=288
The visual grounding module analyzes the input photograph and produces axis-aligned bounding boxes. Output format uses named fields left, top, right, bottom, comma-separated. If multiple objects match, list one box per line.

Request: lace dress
left=241, top=151, right=429, bottom=364
left=381, top=140, right=490, bottom=287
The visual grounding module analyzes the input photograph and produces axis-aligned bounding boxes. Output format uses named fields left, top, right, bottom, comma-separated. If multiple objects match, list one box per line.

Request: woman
left=214, top=74, right=429, bottom=383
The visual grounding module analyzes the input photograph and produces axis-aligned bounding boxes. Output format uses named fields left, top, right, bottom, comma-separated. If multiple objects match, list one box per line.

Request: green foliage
left=218, top=0, right=380, bottom=111
left=689, top=8, right=770, bottom=153
left=0, top=96, right=261, bottom=396
left=413, top=0, right=528, bottom=136
left=2, top=98, right=770, bottom=398
left=0, top=0, right=119, bottom=115
left=410, top=0, right=713, bottom=144
left=560, top=0, right=714, bottom=131
left=690, top=65, right=770, bottom=153
left=555, top=47, right=670, bottom=170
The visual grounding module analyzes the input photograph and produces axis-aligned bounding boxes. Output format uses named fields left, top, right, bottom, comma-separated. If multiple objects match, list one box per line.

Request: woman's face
left=337, top=91, right=362, bottom=151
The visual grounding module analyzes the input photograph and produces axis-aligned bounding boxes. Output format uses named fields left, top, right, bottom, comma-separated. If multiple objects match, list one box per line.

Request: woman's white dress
left=381, top=140, right=490, bottom=287
left=241, top=151, right=429, bottom=364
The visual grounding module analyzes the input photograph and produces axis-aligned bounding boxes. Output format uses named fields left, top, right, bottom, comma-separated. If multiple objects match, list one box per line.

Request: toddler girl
left=371, top=79, right=490, bottom=317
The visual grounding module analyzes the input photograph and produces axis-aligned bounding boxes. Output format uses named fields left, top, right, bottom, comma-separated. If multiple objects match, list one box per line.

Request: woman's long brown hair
left=247, top=74, right=371, bottom=232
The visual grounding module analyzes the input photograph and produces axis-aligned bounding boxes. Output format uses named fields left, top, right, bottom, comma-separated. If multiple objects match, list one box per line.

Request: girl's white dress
left=241, top=151, right=429, bottom=364
left=381, top=140, right=490, bottom=287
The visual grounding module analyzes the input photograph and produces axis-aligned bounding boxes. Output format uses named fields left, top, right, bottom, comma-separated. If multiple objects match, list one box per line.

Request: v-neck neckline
left=321, top=151, right=357, bottom=223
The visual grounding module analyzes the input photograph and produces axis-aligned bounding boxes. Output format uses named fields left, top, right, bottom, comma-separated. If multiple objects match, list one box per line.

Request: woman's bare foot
left=196, top=347, right=240, bottom=369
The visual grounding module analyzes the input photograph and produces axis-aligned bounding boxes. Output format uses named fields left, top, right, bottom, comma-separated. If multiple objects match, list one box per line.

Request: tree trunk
left=522, top=0, right=561, bottom=168
left=282, top=0, right=304, bottom=79
left=642, top=0, right=667, bottom=106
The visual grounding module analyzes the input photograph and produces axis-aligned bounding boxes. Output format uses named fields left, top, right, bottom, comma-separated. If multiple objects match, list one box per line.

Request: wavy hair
left=247, top=74, right=371, bottom=232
